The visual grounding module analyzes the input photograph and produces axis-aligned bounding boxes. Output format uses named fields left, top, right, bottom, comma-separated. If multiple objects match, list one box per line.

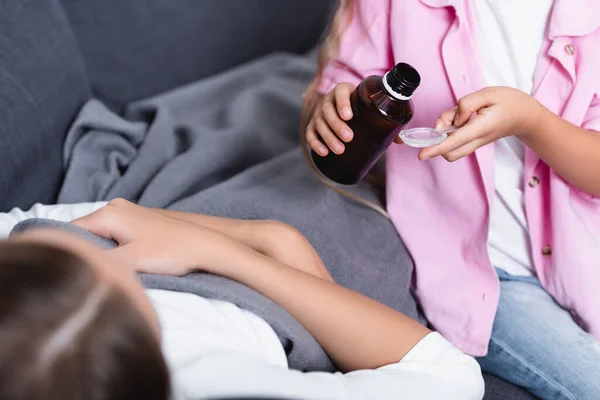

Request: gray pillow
left=60, top=0, right=335, bottom=109
left=0, top=0, right=91, bottom=212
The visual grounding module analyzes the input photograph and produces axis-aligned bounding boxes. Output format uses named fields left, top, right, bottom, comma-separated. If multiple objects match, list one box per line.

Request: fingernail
left=341, top=129, right=353, bottom=141
left=318, top=146, right=328, bottom=156
left=342, top=108, right=352, bottom=119
left=333, top=143, right=344, bottom=153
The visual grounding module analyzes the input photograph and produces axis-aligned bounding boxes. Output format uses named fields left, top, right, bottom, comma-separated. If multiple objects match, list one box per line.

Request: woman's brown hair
left=301, top=0, right=389, bottom=218
left=0, top=242, right=170, bottom=399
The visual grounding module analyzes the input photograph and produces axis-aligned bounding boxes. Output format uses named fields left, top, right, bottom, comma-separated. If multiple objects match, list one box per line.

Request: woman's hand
left=73, top=200, right=335, bottom=282
left=305, top=82, right=356, bottom=156
left=420, top=86, right=543, bottom=161
left=72, top=199, right=235, bottom=276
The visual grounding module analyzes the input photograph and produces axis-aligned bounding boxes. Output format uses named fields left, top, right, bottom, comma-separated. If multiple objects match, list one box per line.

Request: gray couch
left=0, top=1, right=534, bottom=399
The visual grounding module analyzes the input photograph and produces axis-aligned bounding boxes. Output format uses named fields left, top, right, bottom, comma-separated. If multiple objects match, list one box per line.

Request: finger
left=315, top=115, right=345, bottom=154
left=455, top=91, right=492, bottom=126
left=71, top=206, right=119, bottom=240
left=435, top=107, right=458, bottom=129
left=72, top=205, right=131, bottom=245
left=322, top=101, right=353, bottom=142
left=440, top=137, right=489, bottom=162
left=334, top=83, right=355, bottom=121
left=306, top=120, right=329, bottom=156
left=393, top=135, right=404, bottom=144
left=419, top=119, right=488, bottom=160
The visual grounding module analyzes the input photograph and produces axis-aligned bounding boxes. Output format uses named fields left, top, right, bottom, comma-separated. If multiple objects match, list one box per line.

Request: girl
left=304, top=0, right=600, bottom=399
left=0, top=199, right=484, bottom=399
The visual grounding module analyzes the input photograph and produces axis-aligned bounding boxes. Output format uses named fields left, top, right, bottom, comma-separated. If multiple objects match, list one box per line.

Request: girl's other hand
left=72, top=199, right=232, bottom=276
left=306, top=82, right=356, bottom=156
left=420, top=86, right=543, bottom=161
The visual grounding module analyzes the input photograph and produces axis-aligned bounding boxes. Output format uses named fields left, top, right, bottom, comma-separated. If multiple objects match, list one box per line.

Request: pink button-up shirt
left=319, top=0, right=600, bottom=356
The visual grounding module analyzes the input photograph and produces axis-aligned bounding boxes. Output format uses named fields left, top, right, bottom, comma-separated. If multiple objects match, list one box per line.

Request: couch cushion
left=0, top=0, right=91, bottom=212
left=60, top=0, right=334, bottom=109
left=483, top=373, right=537, bottom=400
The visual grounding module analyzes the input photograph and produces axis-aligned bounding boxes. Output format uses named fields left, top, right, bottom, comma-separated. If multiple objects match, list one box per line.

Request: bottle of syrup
left=311, top=62, right=421, bottom=185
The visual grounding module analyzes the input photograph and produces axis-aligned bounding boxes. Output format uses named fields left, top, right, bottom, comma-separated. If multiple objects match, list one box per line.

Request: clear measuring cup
left=399, top=125, right=457, bottom=148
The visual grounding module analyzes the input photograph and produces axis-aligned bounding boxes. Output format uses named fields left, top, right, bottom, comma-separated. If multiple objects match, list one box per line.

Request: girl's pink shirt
left=319, top=0, right=600, bottom=356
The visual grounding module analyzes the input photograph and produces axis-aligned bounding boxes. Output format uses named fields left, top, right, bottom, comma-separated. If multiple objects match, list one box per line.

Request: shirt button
left=565, top=43, right=575, bottom=56
left=528, top=176, right=540, bottom=188
left=542, top=246, right=552, bottom=257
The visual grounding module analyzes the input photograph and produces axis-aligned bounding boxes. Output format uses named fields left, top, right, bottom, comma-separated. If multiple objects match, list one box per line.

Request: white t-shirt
left=149, top=289, right=485, bottom=400
left=474, top=0, right=554, bottom=276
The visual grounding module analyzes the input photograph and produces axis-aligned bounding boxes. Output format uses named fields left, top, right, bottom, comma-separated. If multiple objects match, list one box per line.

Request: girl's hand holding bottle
left=305, top=82, right=357, bottom=156
left=305, top=82, right=407, bottom=157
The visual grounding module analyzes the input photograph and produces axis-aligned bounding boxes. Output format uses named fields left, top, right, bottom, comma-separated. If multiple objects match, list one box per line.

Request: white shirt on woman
left=474, top=0, right=555, bottom=276
left=149, top=289, right=484, bottom=400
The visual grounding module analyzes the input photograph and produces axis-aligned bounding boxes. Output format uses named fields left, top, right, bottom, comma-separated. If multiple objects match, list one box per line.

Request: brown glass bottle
left=311, top=63, right=421, bottom=185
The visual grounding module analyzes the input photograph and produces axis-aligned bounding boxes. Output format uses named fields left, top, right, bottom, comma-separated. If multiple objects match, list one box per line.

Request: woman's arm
left=73, top=200, right=430, bottom=372
left=203, top=235, right=431, bottom=372
left=423, top=87, right=600, bottom=196
left=149, top=209, right=334, bottom=282
left=520, top=106, right=600, bottom=197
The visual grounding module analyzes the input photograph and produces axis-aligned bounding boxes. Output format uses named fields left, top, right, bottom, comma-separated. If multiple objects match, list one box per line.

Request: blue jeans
left=477, top=269, right=600, bottom=400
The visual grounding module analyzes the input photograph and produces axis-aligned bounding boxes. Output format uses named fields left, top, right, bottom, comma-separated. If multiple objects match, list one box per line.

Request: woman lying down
left=0, top=199, right=484, bottom=400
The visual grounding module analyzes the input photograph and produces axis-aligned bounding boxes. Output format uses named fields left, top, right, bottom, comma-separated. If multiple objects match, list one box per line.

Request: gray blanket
left=56, top=52, right=423, bottom=372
